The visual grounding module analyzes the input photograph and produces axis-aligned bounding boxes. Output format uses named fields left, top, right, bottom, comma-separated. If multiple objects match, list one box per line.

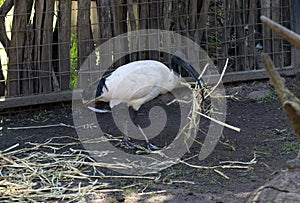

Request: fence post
left=290, top=0, right=300, bottom=76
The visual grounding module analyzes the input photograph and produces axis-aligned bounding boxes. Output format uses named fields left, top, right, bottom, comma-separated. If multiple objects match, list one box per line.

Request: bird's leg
left=129, top=107, right=160, bottom=150
left=115, top=121, right=136, bottom=149
left=129, top=106, right=138, bottom=126
left=136, top=124, right=160, bottom=150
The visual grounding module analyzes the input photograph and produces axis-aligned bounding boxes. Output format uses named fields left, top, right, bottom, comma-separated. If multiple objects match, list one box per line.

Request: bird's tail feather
left=87, top=106, right=111, bottom=113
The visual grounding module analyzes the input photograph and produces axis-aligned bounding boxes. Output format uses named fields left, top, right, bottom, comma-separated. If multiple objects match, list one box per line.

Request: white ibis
left=82, top=52, right=203, bottom=150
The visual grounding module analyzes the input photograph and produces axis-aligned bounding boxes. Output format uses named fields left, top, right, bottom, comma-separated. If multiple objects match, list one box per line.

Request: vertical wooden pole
left=40, top=0, right=54, bottom=93
left=58, top=0, right=72, bottom=90
left=290, top=0, right=300, bottom=76
left=8, top=0, right=33, bottom=96
left=0, top=59, right=5, bottom=96
left=111, top=0, right=128, bottom=67
left=138, top=0, right=148, bottom=60
left=77, top=0, right=94, bottom=88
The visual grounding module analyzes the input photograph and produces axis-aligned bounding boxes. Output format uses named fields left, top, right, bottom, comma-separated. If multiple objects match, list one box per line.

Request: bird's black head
left=171, top=51, right=203, bottom=89
left=171, top=50, right=187, bottom=75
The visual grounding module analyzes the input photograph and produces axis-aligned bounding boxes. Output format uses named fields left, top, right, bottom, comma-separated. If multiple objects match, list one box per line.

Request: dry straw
left=0, top=137, right=255, bottom=202
left=171, top=58, right=240, bottom=152
left=0, top=60, right=248, bottom=202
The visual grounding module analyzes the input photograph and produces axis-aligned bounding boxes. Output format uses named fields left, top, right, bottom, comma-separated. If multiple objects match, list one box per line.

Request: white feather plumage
left=95, top=60, right=180, bottom=110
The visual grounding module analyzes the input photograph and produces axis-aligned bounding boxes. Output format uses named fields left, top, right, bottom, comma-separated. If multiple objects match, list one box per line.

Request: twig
left=199, top=63, right=210, bottom=79
left=138, top=190, right=167, bottom=196
left=205, top=58, right=229, bottom=99
left=197, top=111, right=241, bottom=132
left=213, top=169, right=229, bottom=179
left=179, top=154, right=257, bottom=178
left=219, top=159, right=257, bottom=165
left=169, top=180, right=195, bottom=184
left=262, top=137, right=288, bottom=143
left=260, top=15, right=300, bottom=48
left=7, top=123, right=74, bottom=130
left=2, top=143, right=19, bottom=152
left=180, top=160, right=251, bottom=170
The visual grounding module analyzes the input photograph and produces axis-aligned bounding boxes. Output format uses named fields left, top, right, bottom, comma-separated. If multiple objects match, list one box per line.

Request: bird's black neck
left=171, top=54, right=202, bottom=89
left=171, top=55, right=181, bottom=76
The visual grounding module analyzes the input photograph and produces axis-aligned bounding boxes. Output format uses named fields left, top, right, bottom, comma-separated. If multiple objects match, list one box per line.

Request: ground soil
left=1, top=77, right=300, bottom=203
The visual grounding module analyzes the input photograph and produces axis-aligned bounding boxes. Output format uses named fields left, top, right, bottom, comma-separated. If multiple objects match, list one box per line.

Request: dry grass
left=0, top=136, right=255, bottom=202
left=173, top=58, right=240, bottom=152
left=0, top=137, right=157, bottom=202
left=0, top=59, right=248, bottom=202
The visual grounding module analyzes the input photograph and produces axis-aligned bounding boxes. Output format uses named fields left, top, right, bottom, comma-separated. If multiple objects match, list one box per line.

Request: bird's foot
left=115, top=138, right=137, bottom=149
left=115, top=138, right=160, bottom=151
left=146, top=142, right=161, bottom=150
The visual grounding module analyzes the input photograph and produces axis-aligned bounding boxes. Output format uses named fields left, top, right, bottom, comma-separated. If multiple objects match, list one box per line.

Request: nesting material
left=0, top=59, right=244, bottom=201
left=0, top=137, right=156, bottom=202
left=0, top=136, right=255, bottom=202
left=171, top=58, right=240, bottom=152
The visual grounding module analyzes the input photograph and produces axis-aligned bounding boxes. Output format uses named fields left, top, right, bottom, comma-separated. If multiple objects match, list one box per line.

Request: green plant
left=70, top=33, right=78, bottom=89
left=262, top=91, right=277, bottom=102
left=281, top=141, right=300, bottom=154
left=124, top=188, right=132, bottom=195
left=165, top=165, right=187, bottom=178
left=196, top=168, right=213, bottom=178
left=108, top=196, right=114, bottom=203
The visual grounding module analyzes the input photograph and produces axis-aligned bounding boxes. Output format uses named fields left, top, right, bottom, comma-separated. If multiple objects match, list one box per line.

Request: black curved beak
left=180, top=60, right=203, bottom=89
left=171, top=55, right=203, bottom=89
left=171, top=54, right=205, bottom=102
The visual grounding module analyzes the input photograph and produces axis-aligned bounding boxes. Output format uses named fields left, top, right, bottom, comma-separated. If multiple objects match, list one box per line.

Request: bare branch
left=0, top=0, right=13, bottom=15
left=0, top=0, right=14, bottom=49
left=260, top=15, right=300, bottom=49
left=261, top=52, right=300, bottom=141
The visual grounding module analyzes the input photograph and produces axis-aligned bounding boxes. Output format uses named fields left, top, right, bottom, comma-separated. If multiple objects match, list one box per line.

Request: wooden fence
left=0, top=0, right=299, bottom=109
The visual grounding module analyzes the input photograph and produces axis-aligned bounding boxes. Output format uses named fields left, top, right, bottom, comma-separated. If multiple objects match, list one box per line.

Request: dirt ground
left=1, top=77, right=300, bottom=203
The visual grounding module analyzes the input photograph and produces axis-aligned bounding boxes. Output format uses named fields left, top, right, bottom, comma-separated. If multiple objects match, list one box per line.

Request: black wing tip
left=96, top=77, right=108, bottom=97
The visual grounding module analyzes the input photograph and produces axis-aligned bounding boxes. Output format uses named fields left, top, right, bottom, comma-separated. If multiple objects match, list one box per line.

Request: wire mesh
left=0, top=0, right=294, bottom=106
